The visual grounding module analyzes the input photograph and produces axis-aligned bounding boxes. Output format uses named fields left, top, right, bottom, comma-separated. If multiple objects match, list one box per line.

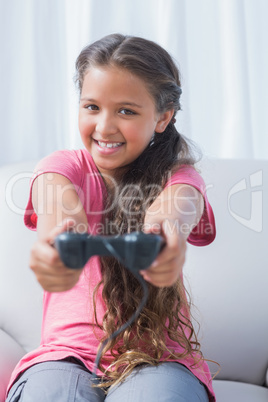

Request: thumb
left=47, top=218, right=76, bottom=245
left=143, top=222, right=162, bottom=235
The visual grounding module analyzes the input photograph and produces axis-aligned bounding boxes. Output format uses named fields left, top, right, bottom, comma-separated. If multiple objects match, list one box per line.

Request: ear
left=155, top=109, right=175, bottom=133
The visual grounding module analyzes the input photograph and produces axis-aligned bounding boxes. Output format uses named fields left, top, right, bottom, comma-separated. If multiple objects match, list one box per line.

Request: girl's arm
left=29, top=173, right=88, bottom=292
left=142, top=184, right=204, bottom=287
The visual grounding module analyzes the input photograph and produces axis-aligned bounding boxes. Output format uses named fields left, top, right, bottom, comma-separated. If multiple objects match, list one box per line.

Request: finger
left=30, top=241, right=80, bottom=278
left=143, top=222, right=162, bottom=234
left=140, top=257, right=180, bottom=287
left=30, top=240, right=64, bottom=270
left=149, top=239, right=179, bottom=269
left=30, top=244, right=82, bottom=291
left=155, top=220, right=186, bottom=264
left=140, top=262, right=175, bottom=282
left=34, top=269, right=81, bottom=292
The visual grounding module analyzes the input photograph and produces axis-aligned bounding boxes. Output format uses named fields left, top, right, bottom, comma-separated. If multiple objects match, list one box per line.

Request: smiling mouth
left=94, top=139, right=124, bottom=149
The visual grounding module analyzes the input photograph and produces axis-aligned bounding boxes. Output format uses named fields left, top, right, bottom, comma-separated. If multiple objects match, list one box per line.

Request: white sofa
left=0, top=159, right=267, bottom=402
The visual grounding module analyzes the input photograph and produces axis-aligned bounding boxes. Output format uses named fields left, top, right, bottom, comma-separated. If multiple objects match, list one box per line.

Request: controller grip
left=54, top=233, right=88, bottom=269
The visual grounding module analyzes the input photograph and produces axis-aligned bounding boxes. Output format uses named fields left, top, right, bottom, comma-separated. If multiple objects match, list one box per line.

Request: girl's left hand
left=140, top=219, right=186, bottom=287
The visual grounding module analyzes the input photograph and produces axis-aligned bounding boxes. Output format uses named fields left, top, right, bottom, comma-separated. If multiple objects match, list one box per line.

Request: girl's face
left=79, top=65, right=173, bottom=178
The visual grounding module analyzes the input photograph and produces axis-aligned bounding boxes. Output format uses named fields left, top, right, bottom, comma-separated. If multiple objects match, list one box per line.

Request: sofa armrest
left=0, top=329, right=26, bottom=402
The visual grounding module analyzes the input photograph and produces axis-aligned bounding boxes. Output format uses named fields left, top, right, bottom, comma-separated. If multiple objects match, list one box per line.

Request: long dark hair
left=75, top=34, right=202, bottom=388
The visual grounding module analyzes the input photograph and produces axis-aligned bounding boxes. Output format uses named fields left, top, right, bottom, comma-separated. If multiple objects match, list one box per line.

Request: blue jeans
left=6, top=360, right=209, bottom=401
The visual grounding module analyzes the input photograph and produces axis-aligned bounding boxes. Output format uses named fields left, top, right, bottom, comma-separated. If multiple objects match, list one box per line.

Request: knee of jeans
left=105, top=364, right=209, bottom=402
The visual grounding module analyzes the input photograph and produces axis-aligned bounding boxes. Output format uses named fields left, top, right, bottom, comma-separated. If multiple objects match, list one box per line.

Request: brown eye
left=120, top=108, right=136, bottom=115
left=86, top=104, right=99, bottom=111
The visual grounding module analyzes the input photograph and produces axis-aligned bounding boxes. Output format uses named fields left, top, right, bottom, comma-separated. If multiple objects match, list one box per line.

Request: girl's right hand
left=29, top=219, right=83, bottom=292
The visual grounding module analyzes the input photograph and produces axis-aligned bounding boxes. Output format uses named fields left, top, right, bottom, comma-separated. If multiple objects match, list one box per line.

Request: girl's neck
left=98, top=165, right=130, bottom=192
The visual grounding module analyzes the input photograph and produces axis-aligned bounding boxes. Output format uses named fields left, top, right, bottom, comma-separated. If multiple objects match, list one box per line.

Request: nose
left=95, top=111, right=118, bottom=137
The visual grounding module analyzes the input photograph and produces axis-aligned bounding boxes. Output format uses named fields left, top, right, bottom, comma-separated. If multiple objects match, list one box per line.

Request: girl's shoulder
left=33, top=148, right=105, bottom=201
left=25, top=149, right=104, bottom=230
left=166, top=163, right=204, bottom=189
left=34, top=149, right=97, bottom=176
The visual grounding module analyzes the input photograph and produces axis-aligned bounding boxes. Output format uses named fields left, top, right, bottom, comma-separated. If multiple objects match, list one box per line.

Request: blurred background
left=1, top=0, right=267, bottom=166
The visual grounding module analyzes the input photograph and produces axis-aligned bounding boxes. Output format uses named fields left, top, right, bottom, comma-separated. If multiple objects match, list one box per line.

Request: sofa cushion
left=0, top=329, right=26, bottom=402
left=213, top=380, right=268, bottom=402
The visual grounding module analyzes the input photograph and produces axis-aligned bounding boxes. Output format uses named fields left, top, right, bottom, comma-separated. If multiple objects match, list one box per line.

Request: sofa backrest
left=184, top=158, right=268, bottom=386
left=0, top=161, right=42, bottom=353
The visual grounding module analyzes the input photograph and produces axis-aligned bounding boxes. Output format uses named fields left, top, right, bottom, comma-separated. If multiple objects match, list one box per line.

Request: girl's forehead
left=81, top=65, right=155, bottom=103
left=83, top=65, right=141, bottom=85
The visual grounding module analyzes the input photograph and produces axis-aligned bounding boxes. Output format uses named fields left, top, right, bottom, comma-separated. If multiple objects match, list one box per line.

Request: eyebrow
left=80, top=98, right=143, bottom=108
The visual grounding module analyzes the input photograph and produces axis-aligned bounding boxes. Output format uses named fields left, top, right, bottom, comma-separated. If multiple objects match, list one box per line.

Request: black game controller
left=54, top=231, right=164, bottom=274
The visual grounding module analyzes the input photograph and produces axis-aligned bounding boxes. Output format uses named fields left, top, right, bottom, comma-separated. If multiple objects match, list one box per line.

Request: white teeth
left=97, top=141, right=122, bottom=148
left=98, top=142, right=107, bottom=147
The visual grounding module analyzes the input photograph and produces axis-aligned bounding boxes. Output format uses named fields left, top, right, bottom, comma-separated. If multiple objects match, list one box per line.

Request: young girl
left=6, top=34, right=216, bottom=401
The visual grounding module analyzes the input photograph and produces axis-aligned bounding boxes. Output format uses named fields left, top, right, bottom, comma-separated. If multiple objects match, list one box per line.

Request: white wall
left=1, top=0, right=267, bottom=166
